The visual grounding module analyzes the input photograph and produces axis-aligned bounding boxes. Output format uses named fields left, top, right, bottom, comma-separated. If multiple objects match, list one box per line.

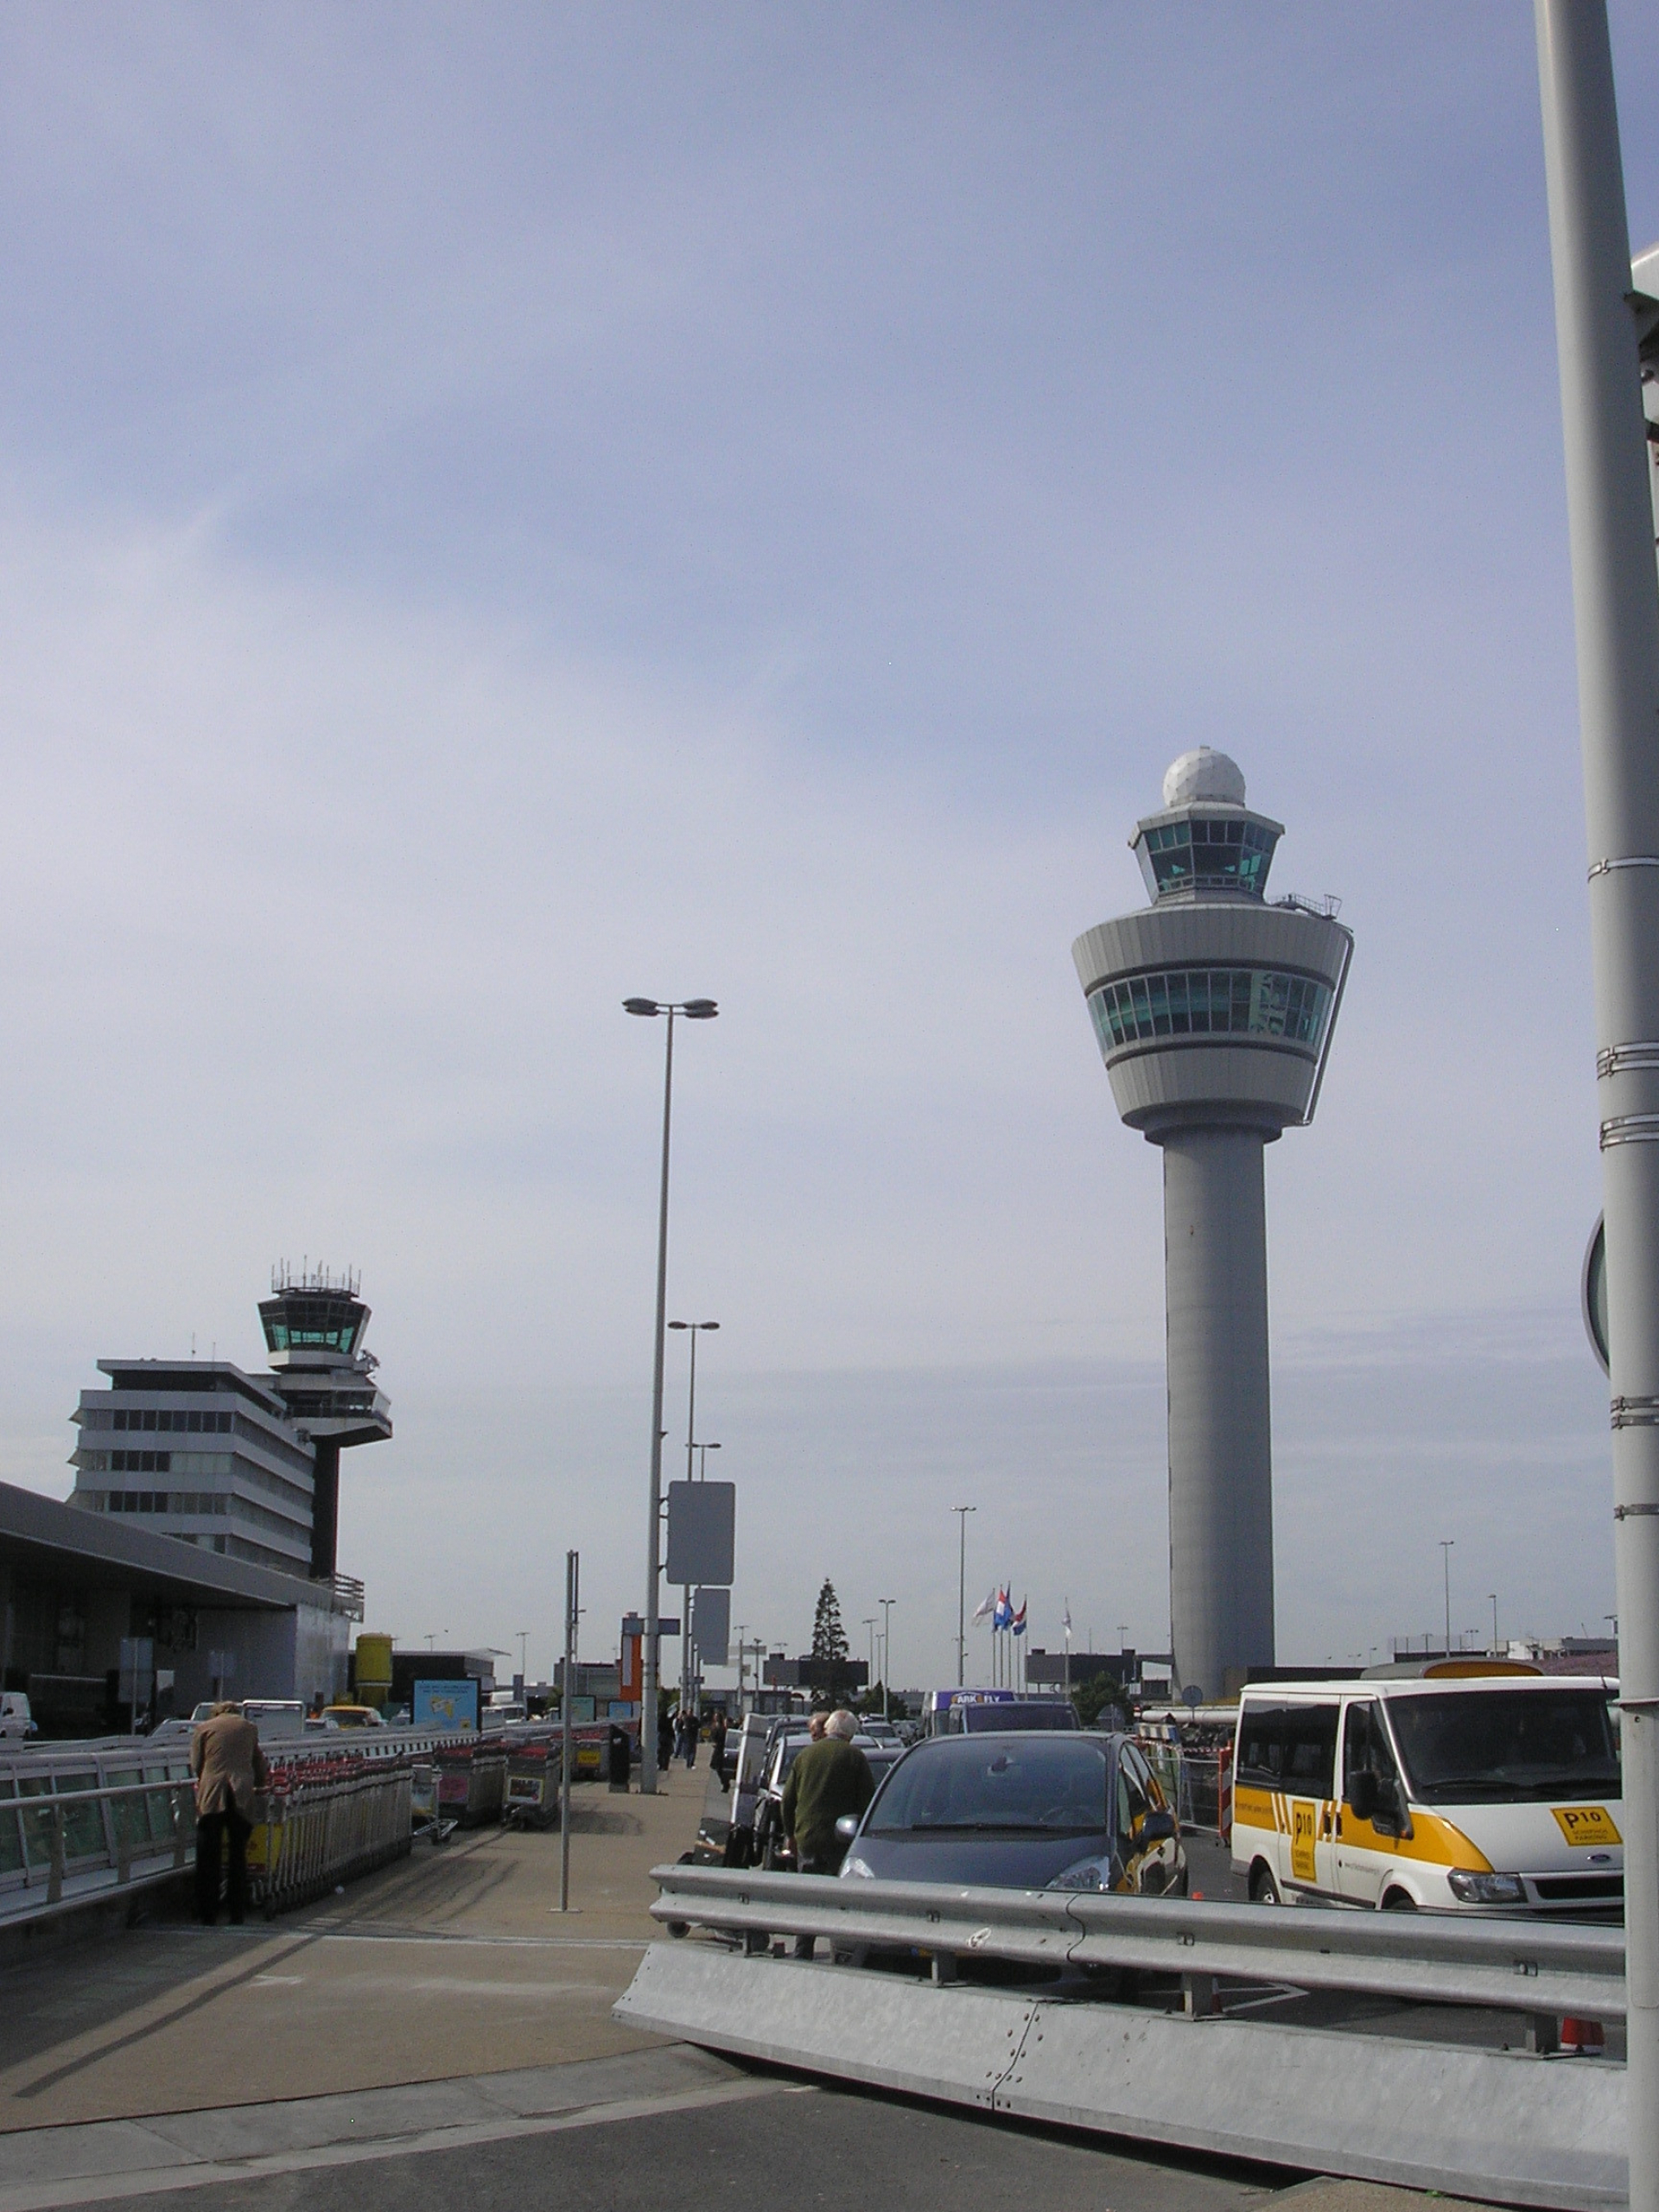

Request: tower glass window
left=1137, top=816, right=1279, bottom=898
left=1090, top=969, right=1331, bottom=1054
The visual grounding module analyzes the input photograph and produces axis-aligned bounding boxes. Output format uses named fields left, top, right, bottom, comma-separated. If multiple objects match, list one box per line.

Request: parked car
left=0, top=1693, right=35, bottom=1741
left=837, top=1730, right=1184, bottom=1897
left=324, top=1704, right=390, bottom=1730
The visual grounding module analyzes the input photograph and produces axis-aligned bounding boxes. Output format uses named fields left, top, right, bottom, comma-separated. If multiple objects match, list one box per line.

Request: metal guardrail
left=0, top=1776, right=195, bottom=1928
left=647, top=1862, right=1627, bottom=2025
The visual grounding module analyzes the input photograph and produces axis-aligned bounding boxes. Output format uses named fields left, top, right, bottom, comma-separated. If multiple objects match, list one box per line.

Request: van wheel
left=1381, top=1890, right=1416, bottom=1912
left=1249, top=1864, right=1281, bottom=1905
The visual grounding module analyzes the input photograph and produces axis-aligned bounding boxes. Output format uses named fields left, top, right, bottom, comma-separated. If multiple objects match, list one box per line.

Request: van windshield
left=1387, top=1690, right=1620, bottom=1804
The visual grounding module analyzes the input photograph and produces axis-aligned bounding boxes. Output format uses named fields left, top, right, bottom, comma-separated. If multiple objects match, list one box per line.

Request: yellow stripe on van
left=1338, top=1807, right=1493, bottom=1871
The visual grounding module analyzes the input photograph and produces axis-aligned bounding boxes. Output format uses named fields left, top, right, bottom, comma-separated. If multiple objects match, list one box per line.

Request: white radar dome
left=1162, top=747, right=1247, bottom=810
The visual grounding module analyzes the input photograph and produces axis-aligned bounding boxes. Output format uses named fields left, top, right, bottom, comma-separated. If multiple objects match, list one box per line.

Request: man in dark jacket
left=781, top=1709, right=874, bottom=1955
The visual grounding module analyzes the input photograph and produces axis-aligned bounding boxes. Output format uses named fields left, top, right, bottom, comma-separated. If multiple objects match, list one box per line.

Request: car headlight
left=840, top=1855, right=874, bottom=1879
left=1447, top=1870, right=1525, bottom=1904
left=1047, top=1857, right=1107, bottom=1891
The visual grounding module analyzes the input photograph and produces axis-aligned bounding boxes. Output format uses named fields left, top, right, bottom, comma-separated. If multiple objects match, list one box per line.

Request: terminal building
left=0, top=1271, right=390, bottom=1734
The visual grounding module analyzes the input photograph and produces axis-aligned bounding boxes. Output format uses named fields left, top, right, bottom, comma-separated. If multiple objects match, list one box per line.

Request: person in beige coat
left=190, top=1702, right=270, bottom=1925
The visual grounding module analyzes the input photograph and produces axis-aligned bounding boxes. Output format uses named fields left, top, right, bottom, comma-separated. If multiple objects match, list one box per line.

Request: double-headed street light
left=879, top=1597, right=896, bottom=1720
left=625, top=995, right=717, bottom=1796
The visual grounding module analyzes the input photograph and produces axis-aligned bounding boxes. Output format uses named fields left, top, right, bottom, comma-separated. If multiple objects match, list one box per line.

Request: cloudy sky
left=0, top=3, right=1655, bottom=1688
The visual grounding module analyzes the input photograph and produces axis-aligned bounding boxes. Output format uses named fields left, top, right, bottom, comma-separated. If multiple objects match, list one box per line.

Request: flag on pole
left=993, top=1587, right=1013, bottom=1630
left=1062, top=1599, right=1072, bottom=1644
left=971, top=1588, right=997, bottom=1624
left=1012, top=1599, right=1027, bottom=1637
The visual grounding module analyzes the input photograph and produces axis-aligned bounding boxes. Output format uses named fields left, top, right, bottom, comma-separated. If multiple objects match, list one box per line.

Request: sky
left=0, top=3, right=1654, bottom=1688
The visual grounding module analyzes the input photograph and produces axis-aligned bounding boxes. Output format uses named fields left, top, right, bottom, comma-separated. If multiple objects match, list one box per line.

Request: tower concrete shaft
left=1164, top=1129, right=1274, bottom=1699
left=1073, top=749, right=1350, bottom=1700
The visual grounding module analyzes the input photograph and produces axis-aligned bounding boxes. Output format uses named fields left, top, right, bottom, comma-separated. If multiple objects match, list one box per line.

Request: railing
left=645, top=1862, right=1627, bottom=2028
left=0, top=1774, right=195, bottom=1927
left=310, top=1573, right=366, bottom=1619
left=1135, top=1738, right=1232, bottom=1840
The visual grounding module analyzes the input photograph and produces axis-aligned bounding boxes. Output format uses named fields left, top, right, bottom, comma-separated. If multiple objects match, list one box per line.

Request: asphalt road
left=51, top=2062, right=1289, bottom=2212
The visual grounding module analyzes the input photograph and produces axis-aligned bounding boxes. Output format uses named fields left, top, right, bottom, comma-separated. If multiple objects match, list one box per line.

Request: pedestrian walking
left=683, top=1707, right=698, bottom=1769
left=190, top=1700, right=269, bottom=1926
left=781, top=1709, right=874, bottom=1958
left=656, top=1706, right=672, bottom=1772
left=709, top=1708, right=729, bottom=1790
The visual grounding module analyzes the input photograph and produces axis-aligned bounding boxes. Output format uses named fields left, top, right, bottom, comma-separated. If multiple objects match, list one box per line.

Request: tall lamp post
left=669, top=1319, right=720, bottom=1716
left=1439, top=1541, right=1454, bottom=1660
left=953, top=1505, right=976, bottom=1688
left=625, top=995, right=717, bottom=1796
left=1535, top=8, right=1659, bottom=2187
left=879, top=1597, right=895, bottom=1720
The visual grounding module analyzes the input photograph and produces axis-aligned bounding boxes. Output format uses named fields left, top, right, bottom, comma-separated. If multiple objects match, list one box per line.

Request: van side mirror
left=1347, top=1770, right=1378, bottom=1821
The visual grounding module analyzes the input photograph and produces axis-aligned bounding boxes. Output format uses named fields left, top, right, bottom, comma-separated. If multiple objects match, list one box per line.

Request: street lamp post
left=625, top=995, right=718, bottom=1796
left=862, top=1618, right=877, bottom=1712
left=1489, top=1594, right=1499, bottom=1657
left=669, top=1320, right=720, bottom=1717
left=953, top=1505, right=976, bottom=1688
left=1440, top=1541, right=1454, bottom=1659
left=879, top=1597, right=895, bottom=1720
left=1535, top=16, right=1659, bottom=2187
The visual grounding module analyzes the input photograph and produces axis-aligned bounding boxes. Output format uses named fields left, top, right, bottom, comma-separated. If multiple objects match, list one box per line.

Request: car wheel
left=1381, top=1889, right=1416, bottom=1912
left=1249, top=1863, right=1282, bottom=1905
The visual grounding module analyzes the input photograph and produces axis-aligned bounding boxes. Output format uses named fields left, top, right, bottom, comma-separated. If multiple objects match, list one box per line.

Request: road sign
left=692, top=1587, right=731, bottom=1666
left=665, top=1481, right=734, bottom=1586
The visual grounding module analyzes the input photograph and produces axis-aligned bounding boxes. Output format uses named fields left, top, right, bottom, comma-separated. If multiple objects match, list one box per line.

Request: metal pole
left=953, top=1505, right=974, bottom=1688
left=1490, top=1593, right=1499, bottom=1657
left=1440, top=1541, right=1453, bottom=1658
left=880, top=1598, right=894, bottom=1721
left=559, top=1548, right=576, bottom=1910
left=1535, top=9, right=1659, bottom=2202
left=641, top=1010, right=674, bottom=1796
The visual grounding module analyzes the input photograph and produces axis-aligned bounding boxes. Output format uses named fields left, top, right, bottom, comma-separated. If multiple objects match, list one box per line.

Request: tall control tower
left=1072, top=749, right=1351, bottom=1700
left=258, top=1267, right=391, bottom=1582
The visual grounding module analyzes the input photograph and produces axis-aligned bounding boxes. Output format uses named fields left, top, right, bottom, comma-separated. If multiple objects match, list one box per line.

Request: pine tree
left=811, top=1579, right=849, bottom=1664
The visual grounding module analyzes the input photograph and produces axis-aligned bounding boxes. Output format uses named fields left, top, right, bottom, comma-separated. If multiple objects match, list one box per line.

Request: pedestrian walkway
left=0, top=1764, right=706, bottom=2133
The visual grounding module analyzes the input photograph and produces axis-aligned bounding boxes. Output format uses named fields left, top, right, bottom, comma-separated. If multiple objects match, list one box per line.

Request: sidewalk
left=0, top=1765, right=705, bottom=2133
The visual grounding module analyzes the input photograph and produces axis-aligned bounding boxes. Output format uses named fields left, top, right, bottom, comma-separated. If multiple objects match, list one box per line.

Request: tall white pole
left=559, top=1547, right=577, bottom=1910
left=640, top=1012, right=674, bottom=1796
left=1535, top=8, right=1659, bottom=2200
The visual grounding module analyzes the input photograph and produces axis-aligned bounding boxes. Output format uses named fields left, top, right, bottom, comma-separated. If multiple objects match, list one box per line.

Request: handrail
left=646, top=1862, right=1627, bottom=2022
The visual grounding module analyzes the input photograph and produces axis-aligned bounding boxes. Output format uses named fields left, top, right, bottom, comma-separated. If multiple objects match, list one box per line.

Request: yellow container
left=355, top=1632, right=394, bottom=1708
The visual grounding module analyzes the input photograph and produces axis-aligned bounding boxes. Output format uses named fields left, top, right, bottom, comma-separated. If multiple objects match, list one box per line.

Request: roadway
left=0, top=1762, right=1523, bottom=2212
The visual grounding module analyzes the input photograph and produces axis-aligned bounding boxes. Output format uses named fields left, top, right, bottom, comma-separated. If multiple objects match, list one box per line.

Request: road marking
left=0, top=2075, right=788, bottom=2211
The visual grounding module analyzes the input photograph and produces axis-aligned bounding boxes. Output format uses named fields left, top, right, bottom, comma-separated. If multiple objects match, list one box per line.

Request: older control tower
left=1072, top=750, right=1351, bottom=1700
left=258, top=1267, right=391, bottom=1583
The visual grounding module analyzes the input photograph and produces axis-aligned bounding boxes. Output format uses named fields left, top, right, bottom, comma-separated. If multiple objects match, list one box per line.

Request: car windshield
left=865, top=1736, right=1109, bottom=1834
left=1387, top=1690, right=1621, bottom=1804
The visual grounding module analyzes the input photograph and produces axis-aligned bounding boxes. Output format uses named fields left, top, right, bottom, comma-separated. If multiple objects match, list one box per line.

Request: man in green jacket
left=781, top=1708, right=874, bottom=1883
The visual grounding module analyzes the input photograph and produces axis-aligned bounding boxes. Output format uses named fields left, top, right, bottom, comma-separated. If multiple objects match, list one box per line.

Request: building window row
left=96, top=1491, right=230, bottom=1516
left=1090, top=968, right=1331, bottom=1052
left=226, top=1533, right=309, bottom=1573
left=1143, top=817, right=1275, bottom=896
left=231, top=1459, right=313, bottom=1514
left=230, top=1413, right=315, bottom=1473
left=226, top=1492, right=308, bottom=1541
left=89, top=1408, right=236, bottom=1433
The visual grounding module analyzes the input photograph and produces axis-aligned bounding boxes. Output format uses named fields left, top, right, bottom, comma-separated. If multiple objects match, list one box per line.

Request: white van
left=1231, top=1671, right=1622, bottom=1917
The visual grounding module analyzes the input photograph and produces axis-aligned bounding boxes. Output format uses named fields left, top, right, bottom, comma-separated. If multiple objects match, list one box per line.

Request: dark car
left=836, top=1730, right=1185, bottom=1896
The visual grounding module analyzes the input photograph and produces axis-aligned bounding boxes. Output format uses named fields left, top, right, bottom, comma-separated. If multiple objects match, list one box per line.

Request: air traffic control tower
left=258, top=1268, right=391, bottom=1583
left=1072, top=749, right=1351, bottom=1700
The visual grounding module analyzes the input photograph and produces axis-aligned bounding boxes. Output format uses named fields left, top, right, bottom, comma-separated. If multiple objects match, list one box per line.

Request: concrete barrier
left=616, top=1942, right=1628, bottom=2210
